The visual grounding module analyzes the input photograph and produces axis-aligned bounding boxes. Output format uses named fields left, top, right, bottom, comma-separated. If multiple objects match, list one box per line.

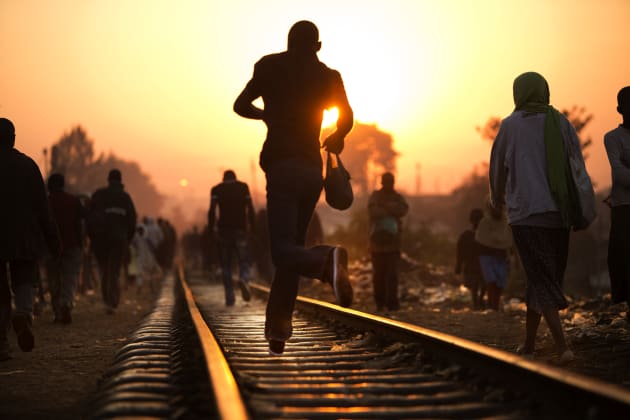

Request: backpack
left=370, top=216, right=399, bottom=244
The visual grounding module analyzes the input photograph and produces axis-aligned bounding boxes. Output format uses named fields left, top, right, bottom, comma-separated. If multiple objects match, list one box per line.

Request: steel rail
left=250, top=282, right=630, bottom=418
left=177, top=265, right=250, bottom=420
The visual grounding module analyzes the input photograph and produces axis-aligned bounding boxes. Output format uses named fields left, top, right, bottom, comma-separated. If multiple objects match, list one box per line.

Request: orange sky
left=1, top=0, right=629, bottom=218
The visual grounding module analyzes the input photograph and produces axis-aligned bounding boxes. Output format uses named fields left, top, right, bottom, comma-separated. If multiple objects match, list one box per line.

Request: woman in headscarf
left=489, top=72, right=588, bottom=363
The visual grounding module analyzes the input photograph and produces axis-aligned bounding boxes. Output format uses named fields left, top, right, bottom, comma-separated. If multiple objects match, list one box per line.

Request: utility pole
left=250, top=158, right=259, bottom=208
left=42, top=148, right=49, bottom=177
left=415, top=162, right=421, bottom=196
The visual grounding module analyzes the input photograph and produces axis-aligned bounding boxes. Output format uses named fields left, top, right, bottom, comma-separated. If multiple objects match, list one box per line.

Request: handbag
left=567, top=137, right=597, bottom=231
left=324, top=152, right=353, bottom=210
left=475, top=214, right=512, bottom=250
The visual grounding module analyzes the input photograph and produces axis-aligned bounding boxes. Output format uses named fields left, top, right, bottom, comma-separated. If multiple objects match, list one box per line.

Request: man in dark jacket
left=368, top=172, right=409, bottom=311
left=208, top=170, right=256, bottom=306
left=88, top=169, right=136, bottom=314
left=0, top=118, right=61, bottom=360
left=47, top=173, right=85, bottom=324
left=234, top=21, right=354, bottom=355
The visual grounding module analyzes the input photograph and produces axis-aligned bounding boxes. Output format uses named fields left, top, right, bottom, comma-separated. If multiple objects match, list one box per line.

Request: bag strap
left=327, top=152, right=339, bottom=169
left=326, top=152, right=350, bottom=179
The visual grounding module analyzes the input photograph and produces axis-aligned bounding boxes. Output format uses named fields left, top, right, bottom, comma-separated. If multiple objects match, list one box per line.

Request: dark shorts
left=479, top=255, right=509, bottom=289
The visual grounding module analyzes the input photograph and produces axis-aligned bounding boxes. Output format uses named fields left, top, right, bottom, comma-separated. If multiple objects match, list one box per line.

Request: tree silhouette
left=50, top=125, right=101, bottom=189
left=323, top=122, right=399, bottom=196
left=48, top=125, right=164, bottom=216
left=561, top=106, right=593, bottom=159
left=475, top=117, right=501, bottom=142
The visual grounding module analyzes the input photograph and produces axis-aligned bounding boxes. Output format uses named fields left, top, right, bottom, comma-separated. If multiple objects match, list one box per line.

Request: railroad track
left=91, top=268, right=630, bottom=419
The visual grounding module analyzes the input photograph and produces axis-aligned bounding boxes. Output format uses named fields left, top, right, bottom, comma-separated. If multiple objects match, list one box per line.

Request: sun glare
left=179, top=178, right=189, bottom=187
left=322, top=107, right=339, bottom=127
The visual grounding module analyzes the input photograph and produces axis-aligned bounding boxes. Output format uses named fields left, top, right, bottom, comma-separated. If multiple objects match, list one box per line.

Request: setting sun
left=322, top=107, right=339, bottom=128
left=1, top=0, right=628, bottom=215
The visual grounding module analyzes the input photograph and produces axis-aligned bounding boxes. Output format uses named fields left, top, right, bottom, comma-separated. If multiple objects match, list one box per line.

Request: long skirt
left=511, top=225, right=569, bottom=313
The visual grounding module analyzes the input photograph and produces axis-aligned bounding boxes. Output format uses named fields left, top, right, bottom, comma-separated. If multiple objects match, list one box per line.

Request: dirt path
left=0, top=286, right=157, bottom=420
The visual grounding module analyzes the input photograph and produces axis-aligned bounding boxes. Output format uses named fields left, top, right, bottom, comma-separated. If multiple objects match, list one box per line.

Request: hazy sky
left=1, top=0, right=629, bottom=215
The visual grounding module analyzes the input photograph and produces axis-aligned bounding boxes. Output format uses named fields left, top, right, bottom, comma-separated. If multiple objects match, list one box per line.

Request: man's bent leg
left=264, top=161, right=328, bottom=351
left=266, top=162, right=331, bottom=279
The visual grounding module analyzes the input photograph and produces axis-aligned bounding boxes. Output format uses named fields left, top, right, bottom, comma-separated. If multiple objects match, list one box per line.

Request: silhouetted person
left=234, top=20, right=354, bottom=355
left=88, top=169, right=137, bottom=314
left=143, top=216, right=163, bottom=255
left=455, top=208, right=485, bottom=309
left=77, top=195, right=97, bottom=294
left=368, top=172, right=409, bottom=311
left=208, top=170, right=256, bottom=305
left=0, top=118, right=61, bottom=360
left=604, top=86, right=630, bottom=322
left=46, top=173, right=85, bottom=324
left=129, top=224, right=161, bottom=295
left=489, top=72, right=590, bottom=363
left=156, top=217, right=177, bottom=272
left=475, top=198, right=512, bottom=311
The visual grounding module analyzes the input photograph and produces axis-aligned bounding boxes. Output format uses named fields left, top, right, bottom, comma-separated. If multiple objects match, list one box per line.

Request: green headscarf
left=513, top=72, right=579, bottom=227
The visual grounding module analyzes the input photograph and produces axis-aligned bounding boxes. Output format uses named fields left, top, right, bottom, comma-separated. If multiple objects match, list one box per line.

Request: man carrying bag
left=233, top=20, right=354, bottom=355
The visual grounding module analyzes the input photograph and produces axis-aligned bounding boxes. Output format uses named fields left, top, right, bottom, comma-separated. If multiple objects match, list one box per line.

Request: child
left=604, top=86, right=630, bottom=322
left=455, top=208, right=485, bottom=309
left=476, top=198, right=512, bottom=311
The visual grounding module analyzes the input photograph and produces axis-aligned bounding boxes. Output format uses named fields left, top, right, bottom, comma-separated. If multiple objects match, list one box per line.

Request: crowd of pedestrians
left=0, top=121, right=177, bottom=360
left=453, top=72, right=627, bottom=364
left=1, top=20, right=628, bottom=368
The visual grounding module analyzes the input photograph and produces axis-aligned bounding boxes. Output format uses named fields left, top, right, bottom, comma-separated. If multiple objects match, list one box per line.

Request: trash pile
left=299, top=257, right=630, bottom=386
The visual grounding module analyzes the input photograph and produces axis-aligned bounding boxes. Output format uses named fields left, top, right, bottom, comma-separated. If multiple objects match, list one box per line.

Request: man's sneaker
left=239, top=281, right=251, bottom=302
left=325, top=247, right=353, bottom=307
left=12, top=315, right=34, bottom=352
left=268, top=339, right=285, bottom=356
